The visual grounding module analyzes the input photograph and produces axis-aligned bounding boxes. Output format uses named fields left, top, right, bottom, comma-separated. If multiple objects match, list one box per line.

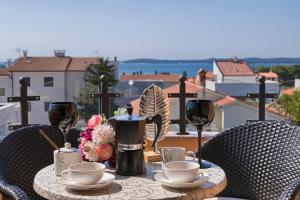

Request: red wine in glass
left=186, top=100, right=215, bottom=168
left=48, top=102, right=79, bottom=144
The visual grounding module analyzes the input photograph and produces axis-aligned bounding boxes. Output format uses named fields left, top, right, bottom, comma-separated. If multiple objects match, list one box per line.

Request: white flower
left=92, top=123, right=115, bottom=144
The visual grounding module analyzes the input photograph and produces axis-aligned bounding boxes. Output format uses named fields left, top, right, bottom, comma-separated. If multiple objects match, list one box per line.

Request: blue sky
left=0, top=0, right=299, bottom=60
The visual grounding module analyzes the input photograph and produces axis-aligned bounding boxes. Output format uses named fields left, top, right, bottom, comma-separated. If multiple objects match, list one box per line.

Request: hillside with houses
left=1, top=51, right=294, bottom=136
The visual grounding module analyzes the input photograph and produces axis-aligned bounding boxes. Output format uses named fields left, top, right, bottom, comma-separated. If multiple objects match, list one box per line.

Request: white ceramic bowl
left=163, top=161, right=200, bottom=183
left=61, top=162, right=106, bottom=185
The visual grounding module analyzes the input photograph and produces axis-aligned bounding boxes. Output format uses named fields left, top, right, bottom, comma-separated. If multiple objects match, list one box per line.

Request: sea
left=120, top=62, right=297, bottom=77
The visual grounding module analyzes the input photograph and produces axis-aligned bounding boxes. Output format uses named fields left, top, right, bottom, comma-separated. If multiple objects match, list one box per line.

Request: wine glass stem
left=63, top=129, right=67, bottom=144
left=197, top=126, right=203, bottom=167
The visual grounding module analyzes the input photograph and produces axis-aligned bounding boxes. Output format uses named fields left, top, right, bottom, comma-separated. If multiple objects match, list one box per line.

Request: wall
left=213, top=62, right=223, bottom=83
left=295, top=79, right=300, bottom=89
left=206, top=81, right=279, bottom=97
left=0, top=103, right=20, bottom=137
left=206, top=80, right=215, bottom=91
left=213, top=106, right=223, bottom=130
left=12, top=72, right=66, bottom=124
left=65, top=72, right=85, bottom=101
left=0, top=76, right=12, bottom=102
left=223, top=103, right=284, bottom=130
left=223, top=75, right=256, bottom=83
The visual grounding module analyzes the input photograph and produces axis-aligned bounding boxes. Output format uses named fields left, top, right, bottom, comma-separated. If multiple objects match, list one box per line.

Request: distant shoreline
left=122, top=58, right=300, bottom=64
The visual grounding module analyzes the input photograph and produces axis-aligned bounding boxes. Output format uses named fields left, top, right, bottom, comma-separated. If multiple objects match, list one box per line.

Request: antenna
left=14, top=48, right=22, bottom=57
left=93, top=50, right=99, bottom=57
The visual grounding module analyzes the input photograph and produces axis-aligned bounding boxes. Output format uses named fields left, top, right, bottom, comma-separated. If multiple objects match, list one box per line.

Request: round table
left=34, top=160, right=227, bottom=200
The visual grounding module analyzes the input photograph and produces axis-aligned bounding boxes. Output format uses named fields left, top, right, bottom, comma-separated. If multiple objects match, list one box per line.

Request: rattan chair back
left=201, top=121, right=300, bottom=200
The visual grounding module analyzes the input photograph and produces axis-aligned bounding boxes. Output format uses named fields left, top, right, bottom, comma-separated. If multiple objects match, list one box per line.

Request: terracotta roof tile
left=164, top=81, right=200, bottom=94
left=215, top=96, right=236, bottom=107
left=0, top=68, right=10, bottom=76
left=7, top=57, right=99, bottom=72
left=67, top=57, right=99, bottom=71
left=257, top=72, right=278, bottom=78
left=281, top=88, right=295, bottom=96
left=206, top=71, right=214, bottom=79
left=7, top=57, right=71, bottom=72
left=216, top=60, right=254, bottom=76
left=120, top=74, right=180, bottom=83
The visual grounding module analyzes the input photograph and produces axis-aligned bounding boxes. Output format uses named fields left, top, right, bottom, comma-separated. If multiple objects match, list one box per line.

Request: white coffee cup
left=160, top=147, right=196, bottom=163
left=61, top=162, right=105, bottom=185
left=164, top=161, right=201, bottom=183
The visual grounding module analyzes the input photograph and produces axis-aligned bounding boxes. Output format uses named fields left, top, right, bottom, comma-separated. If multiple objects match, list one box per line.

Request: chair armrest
left=0, top=176, right=29, bottom=200
left=280, top=179, right=300, bottom=200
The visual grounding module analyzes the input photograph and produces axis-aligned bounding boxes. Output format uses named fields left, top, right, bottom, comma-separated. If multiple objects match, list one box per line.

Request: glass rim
left=49, top=102, right=76, bottom=104
left=187, top=99, right=213, bottom=103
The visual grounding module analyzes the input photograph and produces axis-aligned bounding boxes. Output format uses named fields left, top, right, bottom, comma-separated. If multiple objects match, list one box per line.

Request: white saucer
left=154, top=172, right=209, bottom=189
left=58, top=172, right=115, bottom=190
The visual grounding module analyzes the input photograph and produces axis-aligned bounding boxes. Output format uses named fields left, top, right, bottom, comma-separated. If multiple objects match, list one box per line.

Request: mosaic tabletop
left=34, top=160, right=227, bottom=200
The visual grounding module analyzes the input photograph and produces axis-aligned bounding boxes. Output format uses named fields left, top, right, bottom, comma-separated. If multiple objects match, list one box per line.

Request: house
left=120, top=74, right=179, bottom=88
left=131, top=81, right=284, bottom=131
left=0, top=103, right=20, bottom=138
left=0, top=50, right=119, bottom=125
left=280, top=78, right=300, bottom=96
left=213, top=59, right=256, bottom=83
left=0, top=68, right=12, bottom=103
left=256, top=71, right=279, bottom=82
left=205, top=59, right=279, bottom=97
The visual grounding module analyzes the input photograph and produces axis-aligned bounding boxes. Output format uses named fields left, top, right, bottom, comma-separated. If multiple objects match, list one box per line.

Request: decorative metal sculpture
left=139, top=84, right=170, bottom=142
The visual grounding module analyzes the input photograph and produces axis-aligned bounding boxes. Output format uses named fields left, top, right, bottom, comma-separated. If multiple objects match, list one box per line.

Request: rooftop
left=215, top=60, right=254, bottom=76
left=120, top=74, right=180, bottom=83
left=215, top=96, right=236, bottom=107
left=0, top=68, right=10, bottom=76
left=257, top=72, right=278, bottom=78
left=7, top=57, right=99, bottom=72
left=67, top=57, right=99, bottom=71
left=281, top=88, right=295, bottom=96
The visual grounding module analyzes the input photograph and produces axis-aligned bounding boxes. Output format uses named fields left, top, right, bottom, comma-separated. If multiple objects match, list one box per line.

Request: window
left=0, top=88, right=5, bottom=96
left=44, top=102, right=50, bottom=111
left=23, top=77, right=30, bottom=86
left=44, top=77, right=54, bottom=87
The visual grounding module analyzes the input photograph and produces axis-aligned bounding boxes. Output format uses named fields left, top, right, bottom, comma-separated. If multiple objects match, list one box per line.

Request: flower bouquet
left=79, top=115, right=116, bottom=168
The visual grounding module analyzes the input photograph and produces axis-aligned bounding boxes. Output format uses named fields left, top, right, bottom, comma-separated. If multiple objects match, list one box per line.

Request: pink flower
left=80, top=129, right=93, bottom=141
left=92, top=124, right=115, bottom=144
left=94, top=144, right=113, bottom=161
left=87, top=115, right=102, bottom=129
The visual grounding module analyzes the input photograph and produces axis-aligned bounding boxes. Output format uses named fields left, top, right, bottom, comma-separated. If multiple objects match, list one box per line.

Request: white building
left=0, top=68, right=12, bottom=102
left=295, top=79, right=300, bottom=89
left=206, top=59, right=279, bottom=97
left=0, top=103, right=20, bottom=138
left=0, top=51, right=119, bottom=125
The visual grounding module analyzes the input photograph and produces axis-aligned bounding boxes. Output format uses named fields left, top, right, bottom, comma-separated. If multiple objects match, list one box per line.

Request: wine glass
left=186, top=100, right=215, bottom=168
left=48, top=102, right=79, bottom=144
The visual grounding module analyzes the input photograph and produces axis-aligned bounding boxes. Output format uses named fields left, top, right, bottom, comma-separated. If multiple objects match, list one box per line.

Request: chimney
left=7, top=59, right=12, bottom=67
left=198, top=68, right=207, bottom=87
left=23, top=50, right=28, bottom=58
left=54, top=50, right=66, bottom=57
left=232, top=56, right=239, bottom=63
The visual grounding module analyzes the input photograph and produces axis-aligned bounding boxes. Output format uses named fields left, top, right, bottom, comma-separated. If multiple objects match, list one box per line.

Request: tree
left=84, top=57, right=117, bottom=87
left=275, top=90, right=300, bottom=125
left=76, top=57, right=118, bottom=121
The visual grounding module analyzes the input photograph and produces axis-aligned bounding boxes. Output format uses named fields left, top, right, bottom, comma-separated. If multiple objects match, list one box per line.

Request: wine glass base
left=200, top=160, right=212, bottom=169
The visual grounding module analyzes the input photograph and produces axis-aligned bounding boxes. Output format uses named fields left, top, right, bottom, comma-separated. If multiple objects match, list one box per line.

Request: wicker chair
left=201, top=121, right=300, bottom=200
left=0, top=125, right=80, bottom=200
